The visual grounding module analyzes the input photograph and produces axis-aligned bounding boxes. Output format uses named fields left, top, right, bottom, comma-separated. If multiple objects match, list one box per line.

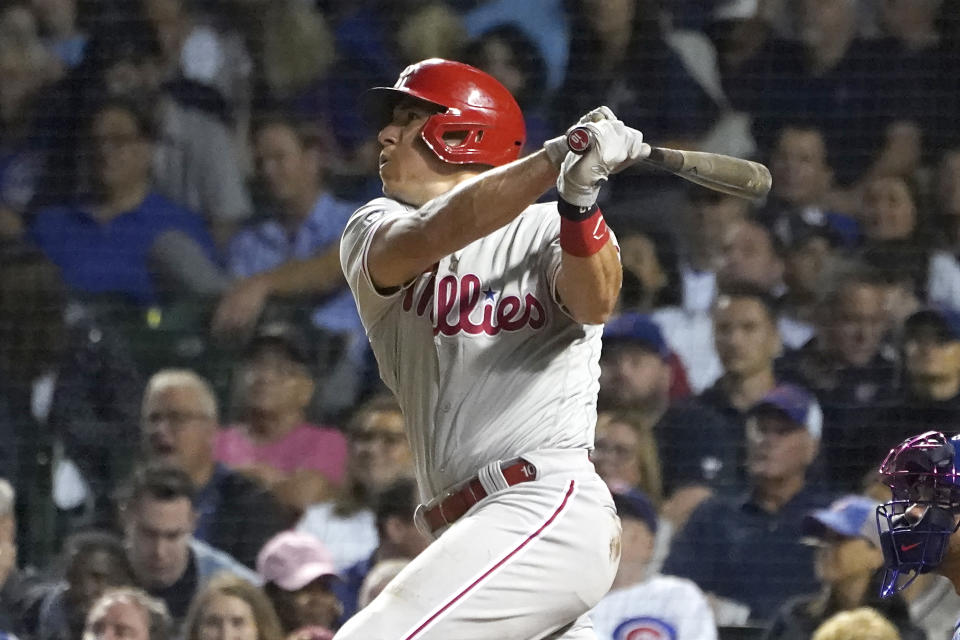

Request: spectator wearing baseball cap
left=602, top=311, right=691, bottom=401
left=599, top=313, right=736, bottom=529
left=258, top=530, right=343, bottom=636
left=764, top=495, right=925, bottom=640
left=745, top=382, right=831, bottom=488
left=664, top=382, right=837, bottom=624
left=590, top=489, right=717, bottom=640
left=215, top=322, right=348, bottom=513
left=746, top=383, right=823, bottom=443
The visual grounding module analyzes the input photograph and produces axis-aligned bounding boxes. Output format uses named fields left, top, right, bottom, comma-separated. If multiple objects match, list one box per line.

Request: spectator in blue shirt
left=215, top=114, right=359, bottom=338
left=664, top=384, right=836, bottom=624
left=29, top=98, right=221, bottom=306
left=212, top=114, right=365, bottom=418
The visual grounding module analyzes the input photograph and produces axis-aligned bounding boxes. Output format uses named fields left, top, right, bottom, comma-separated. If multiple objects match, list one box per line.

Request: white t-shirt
left=590, top=574, right=718, bottom=640
left=340, top=197, right=605, bottom=500
left=652, top=307, right=721, bottom=394
left=296, top=502, right=377, bottom=572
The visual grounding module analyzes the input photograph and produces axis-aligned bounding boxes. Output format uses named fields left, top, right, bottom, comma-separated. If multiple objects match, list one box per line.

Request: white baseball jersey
left=590, top=574, right=718, bottom=640
left=341, top=197, right=605, bottom=500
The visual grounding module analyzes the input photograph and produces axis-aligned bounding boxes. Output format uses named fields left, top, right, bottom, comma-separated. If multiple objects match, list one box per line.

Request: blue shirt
left=193, top=463, right=230, bottom=543
left=29, top=192, right=215, bottom=305
left=338, top=552, right=375, bottom=621
left=228, top=193, right=361, bottom=334
left=663, top=485, right=837, bottom=623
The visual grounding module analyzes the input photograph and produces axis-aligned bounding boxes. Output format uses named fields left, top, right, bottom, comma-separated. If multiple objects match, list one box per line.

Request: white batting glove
left=557, top=120, right=651, bottom=207
left=542, top=106, right=619, bottom=169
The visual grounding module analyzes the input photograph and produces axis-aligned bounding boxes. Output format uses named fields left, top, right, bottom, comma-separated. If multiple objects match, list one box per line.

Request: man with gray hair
left=664, top=384, right=837, bottom=624
left=83, top=587, right=172, bottom=640
left=140, top=369, right=287, bottom=568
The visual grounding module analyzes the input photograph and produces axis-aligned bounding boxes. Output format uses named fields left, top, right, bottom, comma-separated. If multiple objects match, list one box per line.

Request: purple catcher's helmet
left=876, top=430, right=960, bottom=596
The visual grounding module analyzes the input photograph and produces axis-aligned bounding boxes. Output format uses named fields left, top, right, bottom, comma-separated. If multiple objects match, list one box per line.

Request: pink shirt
left=215, top=422, right=348, bottom=484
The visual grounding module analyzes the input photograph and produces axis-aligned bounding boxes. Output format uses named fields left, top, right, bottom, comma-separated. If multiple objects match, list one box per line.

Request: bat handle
left=566, top=127, right=593, bottom=154
left=567, top=126, right=667, bottom=164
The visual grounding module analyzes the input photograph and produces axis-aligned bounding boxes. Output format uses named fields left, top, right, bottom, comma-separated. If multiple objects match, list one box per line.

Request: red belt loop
left=422, top=458, right=537, bottom=533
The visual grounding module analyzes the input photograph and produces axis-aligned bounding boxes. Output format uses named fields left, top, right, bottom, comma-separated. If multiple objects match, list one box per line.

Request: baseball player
left=875, top=431, right=960, bottom=638
left=336, top=58, right=650, bottom=640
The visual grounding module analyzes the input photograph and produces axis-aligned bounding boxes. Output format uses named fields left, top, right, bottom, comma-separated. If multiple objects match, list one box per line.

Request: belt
left=421, top=458, right=538, bottom=533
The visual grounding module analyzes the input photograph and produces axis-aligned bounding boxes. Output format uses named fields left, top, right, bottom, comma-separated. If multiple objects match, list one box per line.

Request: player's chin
left=380, top=175, right=402, bottom=199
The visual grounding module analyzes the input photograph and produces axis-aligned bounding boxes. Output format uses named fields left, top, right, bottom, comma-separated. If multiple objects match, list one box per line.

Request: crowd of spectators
left=0, top=0, right=959, bottom=638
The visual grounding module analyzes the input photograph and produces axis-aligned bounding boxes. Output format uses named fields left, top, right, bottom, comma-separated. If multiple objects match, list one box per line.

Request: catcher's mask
left=876, top=430, right=960, bottom=596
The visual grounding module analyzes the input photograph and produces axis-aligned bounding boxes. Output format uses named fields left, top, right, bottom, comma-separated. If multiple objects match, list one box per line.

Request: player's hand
left=211, top=275, right=271, bottom=339
left=542, top=106, right=619, bottom=168
left=557, top=119, right=650, bottom=207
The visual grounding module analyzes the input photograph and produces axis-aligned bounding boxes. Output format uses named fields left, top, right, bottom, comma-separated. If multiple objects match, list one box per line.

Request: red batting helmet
left=361, top=58, right=526, bottom=167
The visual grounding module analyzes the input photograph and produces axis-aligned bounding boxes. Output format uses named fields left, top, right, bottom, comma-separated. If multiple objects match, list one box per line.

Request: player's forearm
left=370, top=152, right=558, bottom=288
left=556, top=243, right=622, bottom=324
left=256, top=246, right=345, bottom=297
left=419, top=151, right=557, bottom=251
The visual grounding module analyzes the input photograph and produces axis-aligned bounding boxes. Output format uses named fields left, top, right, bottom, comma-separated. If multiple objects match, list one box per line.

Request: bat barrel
left=565, top=128, right=772, bottom=201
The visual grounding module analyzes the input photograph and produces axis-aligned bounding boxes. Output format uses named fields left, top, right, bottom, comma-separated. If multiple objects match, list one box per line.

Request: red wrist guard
left=560, top=208, right=610, bottom=257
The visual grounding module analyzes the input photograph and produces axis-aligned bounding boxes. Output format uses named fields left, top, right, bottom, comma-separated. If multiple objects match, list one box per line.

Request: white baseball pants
left=333, top=449, right=621, bottom=640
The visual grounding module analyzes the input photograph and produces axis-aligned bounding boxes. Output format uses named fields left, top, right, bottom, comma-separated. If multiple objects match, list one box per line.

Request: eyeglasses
left=350, top=429, right=406, bottom=446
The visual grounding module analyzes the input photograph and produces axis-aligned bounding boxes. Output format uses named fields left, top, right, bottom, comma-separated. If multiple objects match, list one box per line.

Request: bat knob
left=566, top=127, right=593, bottom=155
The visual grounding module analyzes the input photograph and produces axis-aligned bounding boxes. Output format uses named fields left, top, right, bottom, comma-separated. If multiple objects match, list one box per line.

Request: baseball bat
left=566, top=127, right=772, bottom=201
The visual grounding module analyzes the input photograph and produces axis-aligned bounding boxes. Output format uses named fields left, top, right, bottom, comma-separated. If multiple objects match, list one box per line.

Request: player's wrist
left=557, top=198, right=597, bottom=222
left=556, top=173, right=601, bottom=208
left=558, top=201, right=609, bottom=257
